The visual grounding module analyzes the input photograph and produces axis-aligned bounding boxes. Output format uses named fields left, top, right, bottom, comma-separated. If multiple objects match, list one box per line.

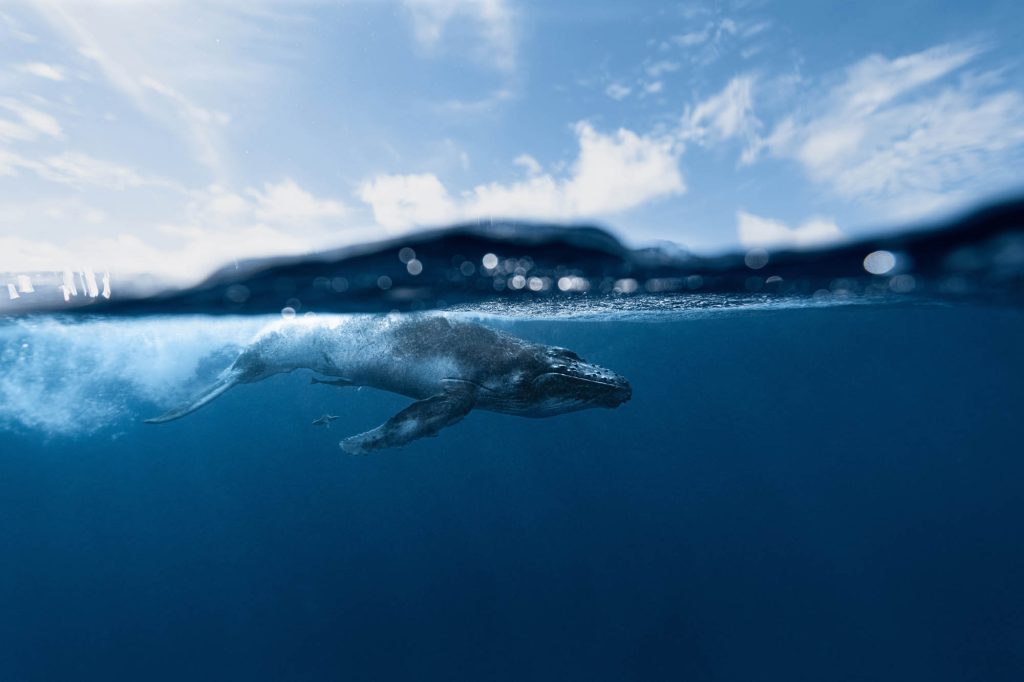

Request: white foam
left=84, top=270, right=99, bottom=298
left=0, top=316, right=268, bottom=436
left=62, top=270, right=78, bottom=298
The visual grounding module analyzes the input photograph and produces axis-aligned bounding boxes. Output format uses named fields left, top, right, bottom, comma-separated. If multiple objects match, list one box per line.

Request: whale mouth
left=533, top=371, right=632, bottom=408
left=598, top=380, right=632, bottom=406
left=576, top=375, right=631, bottom=398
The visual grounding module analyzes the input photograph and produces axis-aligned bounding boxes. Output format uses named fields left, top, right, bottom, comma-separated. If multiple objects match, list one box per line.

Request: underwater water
left=1, top=303, right=1023, bottom=681
left=2, top=201, right=1024, bottom=680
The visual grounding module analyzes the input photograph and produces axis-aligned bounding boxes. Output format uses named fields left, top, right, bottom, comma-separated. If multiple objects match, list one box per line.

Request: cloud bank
left=359, top=122, right=684, bottom=229
left=736, top=210, right=842, bottom=249
left=0, top=180, right=354, bottom=282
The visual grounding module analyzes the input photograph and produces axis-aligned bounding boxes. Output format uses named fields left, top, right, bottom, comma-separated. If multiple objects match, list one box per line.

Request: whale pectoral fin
left=340, top=388, right=476, bottom=455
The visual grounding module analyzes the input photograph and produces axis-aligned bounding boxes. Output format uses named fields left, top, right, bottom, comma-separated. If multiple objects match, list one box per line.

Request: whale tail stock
left=145, top=369, right=243, bottom=424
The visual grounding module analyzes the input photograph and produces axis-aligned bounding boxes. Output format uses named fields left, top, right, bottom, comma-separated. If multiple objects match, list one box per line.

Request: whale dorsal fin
left=340, top=385, right=476, bottom=455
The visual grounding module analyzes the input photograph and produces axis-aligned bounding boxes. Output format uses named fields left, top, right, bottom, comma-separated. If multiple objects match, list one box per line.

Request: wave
left=2, top=196, right=1022, bottom=317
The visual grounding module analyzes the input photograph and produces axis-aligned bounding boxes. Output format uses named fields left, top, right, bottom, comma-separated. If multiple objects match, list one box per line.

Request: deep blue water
left=2, top=302, right=1023, bottom=680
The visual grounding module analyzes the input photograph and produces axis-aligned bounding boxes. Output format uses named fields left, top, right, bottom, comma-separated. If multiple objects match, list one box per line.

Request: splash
left=0, top=316, right=266, bottom=436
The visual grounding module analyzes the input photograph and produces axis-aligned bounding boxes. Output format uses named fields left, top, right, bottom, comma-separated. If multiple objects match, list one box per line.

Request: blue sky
left=1, top=0, right=1023, bottom=281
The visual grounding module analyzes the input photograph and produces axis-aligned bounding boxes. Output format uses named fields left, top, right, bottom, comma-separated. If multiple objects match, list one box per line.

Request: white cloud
left=830, top=43, right=980, bottom=117
left=0, top=149, right=173, bottom=190
left=0, top=98, right=63, bottom=141
left=643, top=81, right=664, bottom=95
left=741, top=20, right=771, bottom=39
left=747, top=44, right=1024, bottom=215
left=0, top=150, right=22, bottom=176
left=138, top=76, right=230, bottom=174
left=35, top=152, right=158, bottom=189
left=671, top=25, right=712, bottom=48
left=736, top=210, right=842, bottom=249
left=469, top=121, right=684, bottom=217
left=513, top=153, right=542, bottom=175
left=27, top=1, right=304, bottom=178
left=249, top=179, right=347, bottom=224
left=30, top=4, right=225, bottom=174
left=186, top=181, right=348, bottom=231
left=669, top=18, right=740, bottom=63
left=0, top=5, right=359, bottom=283
left=437, top=87, right=515, bottom=114
left=359, top=122, right=684, bottom=228
left=0, top=180, right=355, bottom=282
left=0, top=118, right=33, bottom=144
left=358, top=173, right=458, bottom=231
left=605, top=82, right=632, bottom=100
left=0, top=10, right=37, bottom=43
left=681, top=75, right=759, bottom=150
left=139, top=77, right=230, bottom=126
left=16, top=62, right=65, bottom=81
left=403, top=0, right=517, bottom=72
left=645, top=60, right=680, bottom=78
left=0, top=225, right=325, bottom=285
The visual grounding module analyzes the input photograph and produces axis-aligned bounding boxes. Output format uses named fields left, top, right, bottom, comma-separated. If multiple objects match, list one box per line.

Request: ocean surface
left=2, top=200, right=1024, bottom=680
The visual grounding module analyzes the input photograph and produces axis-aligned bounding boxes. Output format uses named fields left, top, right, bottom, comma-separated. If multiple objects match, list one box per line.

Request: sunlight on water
left=2, top=197, right=1020, bottom=317
left=863, top=250, right=897, bottom=275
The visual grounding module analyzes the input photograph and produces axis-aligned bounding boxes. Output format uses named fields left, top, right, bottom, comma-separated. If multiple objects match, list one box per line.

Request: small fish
left=311, top=414, right=341, bottom=428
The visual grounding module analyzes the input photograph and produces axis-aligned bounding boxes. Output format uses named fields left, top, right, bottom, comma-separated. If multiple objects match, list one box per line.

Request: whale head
left=520, top=346, right=631, bottom=417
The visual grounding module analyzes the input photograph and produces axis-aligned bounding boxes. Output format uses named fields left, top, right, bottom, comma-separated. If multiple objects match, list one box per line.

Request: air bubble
left=613, top=278, right=638, bottom=294
left=863, top=250, right=896, bottom=275
left=744, top=248, right=769, bottom=270
left=224, top=284, right=250, bottom=303
left=889, top=274, right=916, bottom=293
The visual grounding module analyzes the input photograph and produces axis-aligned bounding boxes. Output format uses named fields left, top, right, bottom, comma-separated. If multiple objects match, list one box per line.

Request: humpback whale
left=147, top=315, right=631, bottom=454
